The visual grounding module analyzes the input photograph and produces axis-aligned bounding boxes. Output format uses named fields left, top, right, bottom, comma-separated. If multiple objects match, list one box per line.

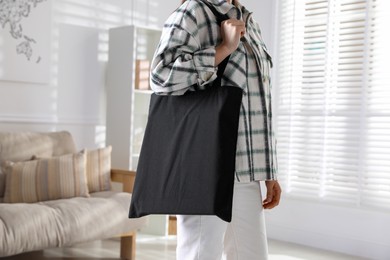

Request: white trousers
left=176, top=181, right=268, bottom=260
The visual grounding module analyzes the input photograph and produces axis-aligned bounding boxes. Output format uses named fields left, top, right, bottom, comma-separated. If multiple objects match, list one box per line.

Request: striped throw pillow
left=85, top=146, right=112, bottom=193
left=2, top=152, right=89, bottom=203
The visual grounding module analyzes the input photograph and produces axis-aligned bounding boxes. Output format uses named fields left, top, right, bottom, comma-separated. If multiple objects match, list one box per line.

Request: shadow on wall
left=0, top=0, right=162, bottom=148
left=54, top=0, right=161, bottom=62
left=51, top=0, right=160, bottom=148
left=0, top=0, right=56, bottom=132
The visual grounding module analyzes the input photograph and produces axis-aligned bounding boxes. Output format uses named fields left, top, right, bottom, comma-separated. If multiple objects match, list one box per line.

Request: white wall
left=265, top=198, right=390, bottom=260
left=0, top=0, right=173, bottom=149
left=243, top=0, right=275, bottom=54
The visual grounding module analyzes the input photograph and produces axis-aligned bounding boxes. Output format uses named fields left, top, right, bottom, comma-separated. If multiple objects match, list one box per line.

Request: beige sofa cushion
left=47, top=131, right=78, bottom=156
left=0, top=191, right=148, bottom=257
left=85, top=146, right=112, bottom=192
left=0, top=131, right=76, bottom=163
left=0, top=171, right=4, bottom=201
left=0, top=133, right=52, bottom=163
left=2, top=152, right=89, bottom=203
left=0, top=131, right=77, bottom=200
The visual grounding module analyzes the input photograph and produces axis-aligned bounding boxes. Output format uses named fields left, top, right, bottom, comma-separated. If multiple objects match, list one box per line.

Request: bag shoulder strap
left=200, top=0, right=231, bottom=87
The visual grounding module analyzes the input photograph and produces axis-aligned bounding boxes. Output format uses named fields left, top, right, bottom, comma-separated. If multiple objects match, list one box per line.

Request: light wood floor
left=2, top=235, right=367, bottom=260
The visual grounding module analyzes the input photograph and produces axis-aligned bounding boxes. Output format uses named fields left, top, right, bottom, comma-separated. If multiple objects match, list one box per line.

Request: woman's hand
left=220, top=18, right=246, bottom=53
left=215, top=18, right=246, bottom=66
left=263, top=180, right=282, bottom=209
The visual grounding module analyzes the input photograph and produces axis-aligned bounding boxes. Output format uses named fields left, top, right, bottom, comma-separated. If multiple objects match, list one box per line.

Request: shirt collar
left=205, top=0, right=251, bottom=19
left=205, top=0, right=236, bottom=15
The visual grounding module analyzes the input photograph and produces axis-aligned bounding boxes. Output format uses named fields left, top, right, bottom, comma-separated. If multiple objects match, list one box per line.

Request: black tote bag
left=129, top=1, right=242, bottom=222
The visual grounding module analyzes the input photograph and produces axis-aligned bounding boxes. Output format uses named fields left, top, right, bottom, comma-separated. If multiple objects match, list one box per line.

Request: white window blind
left=276, top=0, right=390, bottom=208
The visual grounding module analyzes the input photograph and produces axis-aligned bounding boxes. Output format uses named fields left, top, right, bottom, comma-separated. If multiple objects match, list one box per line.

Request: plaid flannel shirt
left=150, top=0, right=277, bottom=182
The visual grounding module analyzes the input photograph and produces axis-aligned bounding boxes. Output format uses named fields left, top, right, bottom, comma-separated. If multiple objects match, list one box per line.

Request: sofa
left=0, top=131, right=147, bottom=259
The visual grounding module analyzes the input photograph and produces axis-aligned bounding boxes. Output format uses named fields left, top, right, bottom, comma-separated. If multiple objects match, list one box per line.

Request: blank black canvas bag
left=129, top=1, right=243, bottom=222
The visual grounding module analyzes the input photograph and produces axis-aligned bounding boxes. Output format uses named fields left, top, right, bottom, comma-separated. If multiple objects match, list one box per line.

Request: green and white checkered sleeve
left=150, top=18, right=218, bottom=95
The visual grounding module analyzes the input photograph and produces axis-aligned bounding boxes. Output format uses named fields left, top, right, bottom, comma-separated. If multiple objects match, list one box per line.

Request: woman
left=150, top=0, right=281, bottom=259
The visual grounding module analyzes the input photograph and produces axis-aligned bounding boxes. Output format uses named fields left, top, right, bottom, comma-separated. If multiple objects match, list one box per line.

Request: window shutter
left=276, top=0, right=390, bottom=209
left=362, top=0, right=390, bottom=208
